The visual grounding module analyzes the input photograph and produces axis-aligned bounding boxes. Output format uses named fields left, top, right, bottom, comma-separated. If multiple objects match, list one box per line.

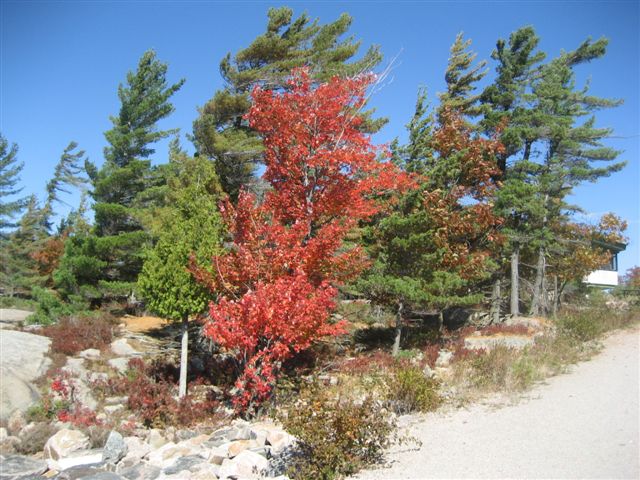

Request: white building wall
left=584, top=270, right=619, bottom=287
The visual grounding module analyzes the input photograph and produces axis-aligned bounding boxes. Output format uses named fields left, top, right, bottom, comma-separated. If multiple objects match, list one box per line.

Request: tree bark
left=392, top=302, right=404, bottom=357
left=510, top=246, right=520, bottom=316
left=530, top=246, right=546, bottom=317
left=438, top=310, right=445, bottom=334
left=490, top=277, right=502, bottom=324
left=179, top=314, right=189, bottom=398
left=552, top=274, right=559, bottom=318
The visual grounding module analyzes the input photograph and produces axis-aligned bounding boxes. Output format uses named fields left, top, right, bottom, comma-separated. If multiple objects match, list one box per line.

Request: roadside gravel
left=353, top=326, right=640, bottom=479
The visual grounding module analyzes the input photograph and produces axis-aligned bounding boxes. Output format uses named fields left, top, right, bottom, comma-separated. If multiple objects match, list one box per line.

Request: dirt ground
left=121, top=315, right=169, bottom=333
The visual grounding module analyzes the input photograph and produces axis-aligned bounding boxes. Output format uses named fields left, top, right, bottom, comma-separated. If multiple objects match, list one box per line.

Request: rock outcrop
left=0, top=329, right=51, bottom=421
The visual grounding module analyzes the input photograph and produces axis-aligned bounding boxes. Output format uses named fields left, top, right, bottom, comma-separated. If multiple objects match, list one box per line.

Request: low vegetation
left=281, top=388, right=398, bottom=480
left=41, top=314, right=116, bottom=356
left=447, top=307, right=640, bottom=402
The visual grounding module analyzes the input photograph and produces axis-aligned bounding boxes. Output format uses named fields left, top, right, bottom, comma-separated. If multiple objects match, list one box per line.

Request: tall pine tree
left=526, top=38, right=624, bottom=315
left=0, top=135, right=27, bottom=233
left=56, top=51, right=184, bottom=305
left=192, top=6, right=383, bottom=200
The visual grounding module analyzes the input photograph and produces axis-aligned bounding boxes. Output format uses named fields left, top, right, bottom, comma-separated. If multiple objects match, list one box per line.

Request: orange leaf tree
left=192, top=70, right=408, bottom=412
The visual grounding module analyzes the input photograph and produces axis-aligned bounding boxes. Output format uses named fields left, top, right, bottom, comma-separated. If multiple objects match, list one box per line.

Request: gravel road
left=354, top=327, right=640, bottom=479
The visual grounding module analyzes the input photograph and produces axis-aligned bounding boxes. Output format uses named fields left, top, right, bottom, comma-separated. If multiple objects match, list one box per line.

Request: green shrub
left=510, top=356, right=538, bottom=390
left=386, top=364, right=440, bottom=414
left=282, top=388, right=396, bottom=480
left=0, top=296, right=35, bottom=310
left=26, top=287, right=73, bottom=325
left=467, top=346, right=514, bottom=390
left=557, top=310, right=604, bottom=342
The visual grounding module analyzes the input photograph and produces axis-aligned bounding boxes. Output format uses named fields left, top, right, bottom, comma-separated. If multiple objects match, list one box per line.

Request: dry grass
left=445, top=307, right=640, bottom=404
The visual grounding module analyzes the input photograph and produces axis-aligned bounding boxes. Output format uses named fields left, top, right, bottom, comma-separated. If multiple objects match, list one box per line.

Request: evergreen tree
left=479, top=27, right=547, bottom=315
left=438, top=32, right=487, bottom=119
left=56, top=51, right=184, bottom=304
left=138, top=139, right=225, bottom=397
left=359, top=103, right=503, bottom=353
left=0, top=134, right=27, bottom=233
left=525, top=38, right=625, bottom=315
left=1, top=195, right=48, bottom=296
left=41, top=141, right=88, bottom=231
left=480, top=26, right=546, bottom=174
left=192, top=6, right=383, bottom=200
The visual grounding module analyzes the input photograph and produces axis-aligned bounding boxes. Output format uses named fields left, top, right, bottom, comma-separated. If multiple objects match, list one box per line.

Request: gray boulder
left=118, top=463, right=161, bottom=480
left=102, top=431, right=128, bottom=465
left=0, top=309, right=32, bottom=330
left=0, top=329, right=51, bottom=420
left=0, top=455, right=47, bottom=480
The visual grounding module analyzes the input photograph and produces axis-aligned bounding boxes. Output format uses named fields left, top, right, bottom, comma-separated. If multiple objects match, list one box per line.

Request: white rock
left=119, top=436, right=151, bottom=467
left=47, top=448, right=103, bottom=471
left=219, top=450, right=268, bottom=479
left=191, top=462, right=220, bottom=479
left=423, top=364, right=435, bottom=378
left=147, top=441, right=205, bottom=468
left=435, top=349, right=454, bottom=367
left=148, top=429, right=168, bottom=449
left=0, top=427, right=7, bottom=441
left=265, top=430, right=295, bottom=454
left=227, top=439, right=260, bottom=458
left=108, top=357, right=129, bottom=373
left=79, top=348, right=102, bottom=360
left=111, top=338, right=139, bottom=356
left=208, top=444, right=230, bottom=465
left=178, top=433, right=210, bottom=449
left=44, top=428, right=90, bottom=460
left=0, top=330, right=51, bottom=421
left=104, top=405, right=124, bottom=415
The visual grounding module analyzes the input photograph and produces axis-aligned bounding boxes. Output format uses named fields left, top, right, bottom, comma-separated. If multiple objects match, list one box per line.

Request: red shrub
left=43, top=315, right=115, bottom=356
left=94, top=358, right=220, bottom=428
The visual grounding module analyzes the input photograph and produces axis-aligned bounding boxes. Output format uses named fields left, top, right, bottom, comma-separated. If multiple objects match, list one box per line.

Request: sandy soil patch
left=122, top=315, right=168, bottom=333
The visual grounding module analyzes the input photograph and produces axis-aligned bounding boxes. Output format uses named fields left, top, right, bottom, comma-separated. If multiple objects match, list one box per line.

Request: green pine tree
left=41, top=141, right=88, bottom=232
left=0, top=134, right=27, bottom=233
left=438, top=32, right=487, bottom=119
left=138, top=138, right=225, bottom=397
left=55, top=50, right=184, bottom=305
left=1, top=195, right=48, bottom=296
left=480, top=26, right=546, bottom=174
left=526, top=37, right=625, bottom=315
left=192, top=6, right=383, bottom=200
left=359, top=92, right=502, bottom=353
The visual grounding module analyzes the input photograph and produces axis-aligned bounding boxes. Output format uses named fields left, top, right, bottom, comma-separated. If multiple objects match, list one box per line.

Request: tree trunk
left=438, top=310, right=445, bottom=334
left=510, top=246, right=520, bottom=316
left=490, top=277, right=502, bottom=324
left=552, top=275, right=559, bottom=318
left=530, top=246, right=546, bottom=317
left=178, top=314, right=189, bottom=398
left=392, top=302, right=404, bottom=357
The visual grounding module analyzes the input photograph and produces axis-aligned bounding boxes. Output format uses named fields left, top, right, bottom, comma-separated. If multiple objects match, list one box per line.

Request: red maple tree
left=193, top=70, right=409, bottom=412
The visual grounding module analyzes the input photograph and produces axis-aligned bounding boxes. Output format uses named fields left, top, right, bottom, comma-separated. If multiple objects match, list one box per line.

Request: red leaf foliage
left=193, top=70, right=410, bottom=412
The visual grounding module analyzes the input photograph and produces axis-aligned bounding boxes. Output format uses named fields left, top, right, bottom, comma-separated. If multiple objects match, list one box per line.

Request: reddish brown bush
left=94, top=358, right=220, bottom=428
left=42, top=315, right=116, bottom=356
left=338, top=350, right=398, bottom=376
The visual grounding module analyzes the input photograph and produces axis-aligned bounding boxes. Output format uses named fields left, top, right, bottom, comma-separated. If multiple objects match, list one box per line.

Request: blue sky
left=1, top=1, right=638, bottom=273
